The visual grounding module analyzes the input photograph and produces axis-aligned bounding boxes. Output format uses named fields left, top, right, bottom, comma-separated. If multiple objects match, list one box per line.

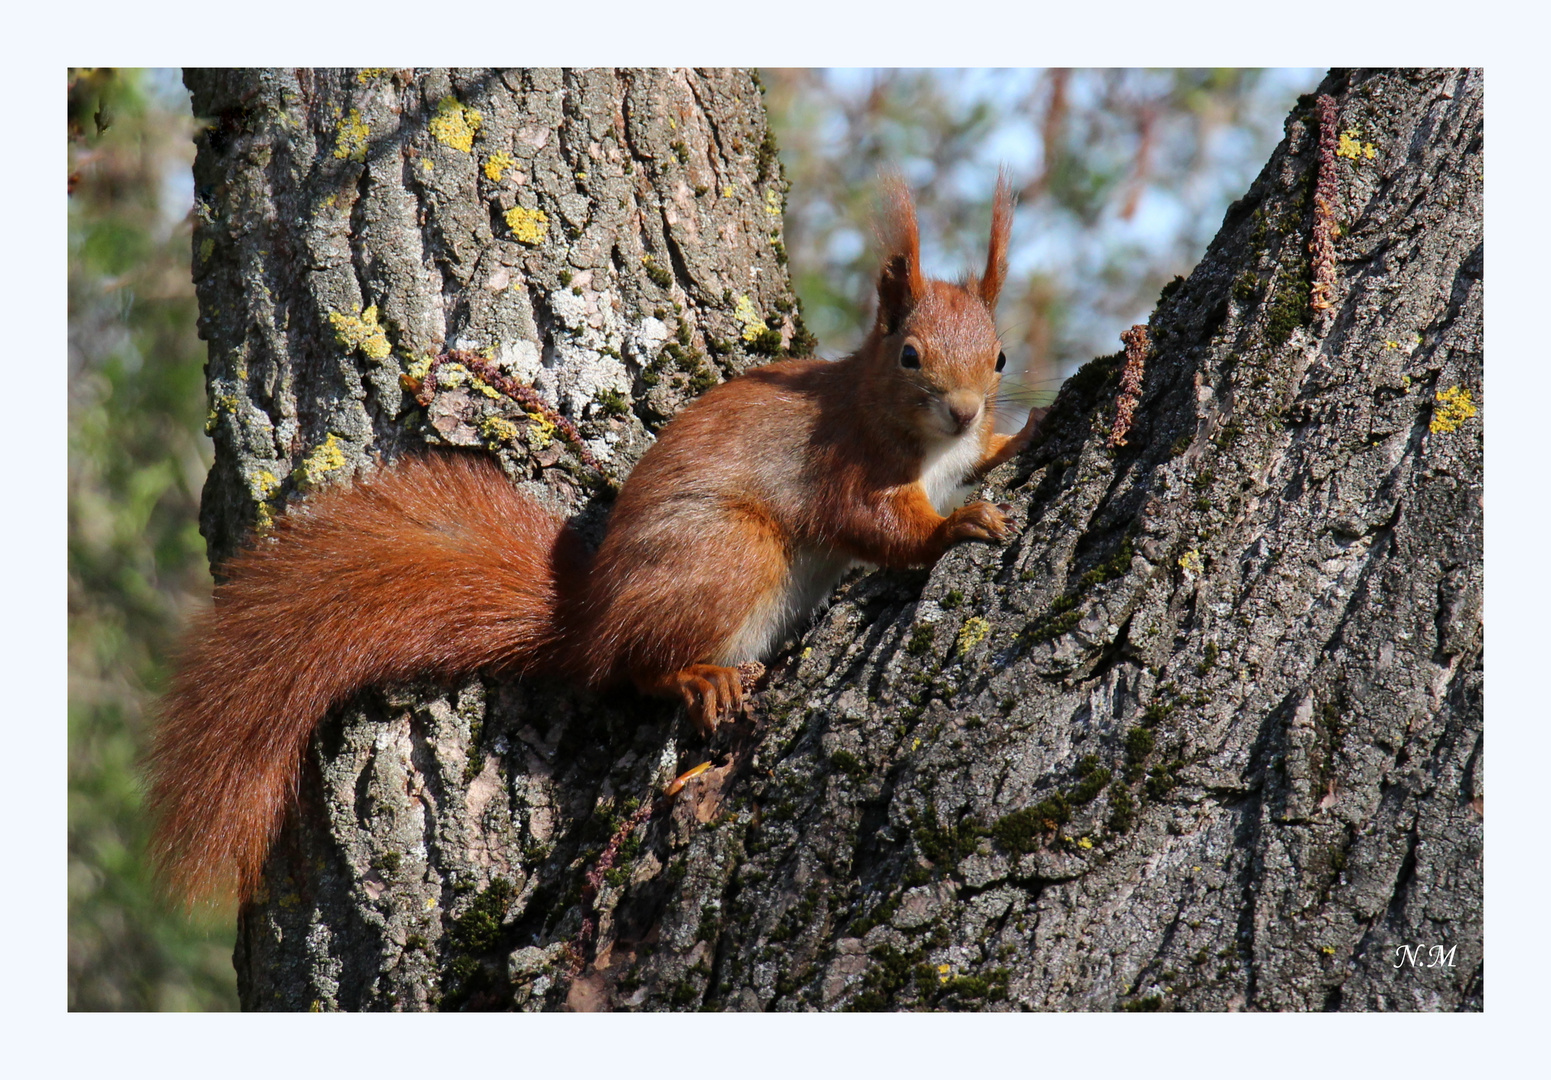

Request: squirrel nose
left=945, top=392, right=983, bottom=432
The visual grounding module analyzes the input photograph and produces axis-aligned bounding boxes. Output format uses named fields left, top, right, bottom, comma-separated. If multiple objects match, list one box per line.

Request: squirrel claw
left=947, top=500, right=1012, bottom=543
left=643, top=663, right=745, bottom=737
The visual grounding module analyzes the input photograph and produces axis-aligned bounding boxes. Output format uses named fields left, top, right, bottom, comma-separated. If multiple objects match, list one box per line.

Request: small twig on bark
left=1107, top=324, right=1150, bottom=449
left=409, top=349, right=606, bottom=474
left=1310, top=93, right=1339, bottom=321
left=566, top=797, right=658, bottom=975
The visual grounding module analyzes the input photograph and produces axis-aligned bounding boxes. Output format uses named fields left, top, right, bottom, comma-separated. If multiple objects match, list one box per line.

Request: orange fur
left=151, top=184, right=1047, bottom=903
left=980, top=170, right=1013, bottom=308
left=149, top=453, right=576, bottom=901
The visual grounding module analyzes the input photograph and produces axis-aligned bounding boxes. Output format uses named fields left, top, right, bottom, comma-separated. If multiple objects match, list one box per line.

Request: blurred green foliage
left=67, top=68, right=235, bottom=1010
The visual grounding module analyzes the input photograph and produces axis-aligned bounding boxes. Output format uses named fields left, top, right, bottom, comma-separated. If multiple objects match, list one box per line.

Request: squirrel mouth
left=938, top=407, right=981, bottom=437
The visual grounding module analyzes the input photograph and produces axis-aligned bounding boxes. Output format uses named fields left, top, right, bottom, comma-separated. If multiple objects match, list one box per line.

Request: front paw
left=947, top=500, right=1012, bottom=543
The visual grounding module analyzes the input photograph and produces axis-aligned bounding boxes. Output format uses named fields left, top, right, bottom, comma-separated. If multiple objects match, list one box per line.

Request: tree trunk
left=188, top=67, right=1481, bottom=1012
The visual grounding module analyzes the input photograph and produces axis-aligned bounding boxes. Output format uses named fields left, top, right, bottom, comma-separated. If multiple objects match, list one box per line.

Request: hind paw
left=638, top=664, right=746, bottom=737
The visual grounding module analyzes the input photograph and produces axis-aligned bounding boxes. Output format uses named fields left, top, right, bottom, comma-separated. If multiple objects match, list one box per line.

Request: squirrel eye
left=996, top=350, right=1007, bottom=372
left=900, top=344, right=921, bottom=369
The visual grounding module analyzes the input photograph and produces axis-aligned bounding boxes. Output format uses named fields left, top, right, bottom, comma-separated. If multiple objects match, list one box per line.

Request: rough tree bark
left=186, top=68, right=1481, bottom=1012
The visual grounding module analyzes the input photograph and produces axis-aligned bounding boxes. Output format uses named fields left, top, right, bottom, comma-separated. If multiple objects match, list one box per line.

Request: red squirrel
left=149, top=178, right=1046, bottom=903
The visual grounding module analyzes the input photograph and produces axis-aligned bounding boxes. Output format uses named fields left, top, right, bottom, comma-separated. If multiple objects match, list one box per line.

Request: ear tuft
left=980, top=168, right=1014, bottom=310
left=875, top=174, right=925, bottom=333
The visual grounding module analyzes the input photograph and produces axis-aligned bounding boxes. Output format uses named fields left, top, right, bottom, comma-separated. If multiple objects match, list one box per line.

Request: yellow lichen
left=251, top=469, right=281, bottom=500
left=1430, top=385, right=1477, bottom=435
left=1178, top=549, right=1204, bottom=577
left=356, top=68, right=388, bottom=84
left=484, top=151, right=516, bottom=182
left=292, top=434, right=349, bottom=491
left=429, top=96, right=481, bottom=153
left=247, top=468, right=282, bottom=530
left=1076, top=837, right=1094, bottom=850
left=765, top=188, right=782, bottom=216
left=733, top=293, right=765, bottom=343
left=526, top=411, right=557, bottom=450
left=205, top=392, right=239, bottom=434
left=478, top=415, right=521, bottom=445
left=421, top=158, right=434, bottom=173
left=504, top=205, right=549, bottom=245
left=328, top=305, right=392, bottom=361
left=722, top=183, right=736, bottom=198
left=956, top=616, right=991, bottom=656
left=1337, top=128, right=1377, bottom=161
left=404, top=352, right=433, bottom=383
left=436, top=363, right=500, bottom=401
left=198, top=237, right=215, bottom=262
left=334, top=109, right=369, bottom=163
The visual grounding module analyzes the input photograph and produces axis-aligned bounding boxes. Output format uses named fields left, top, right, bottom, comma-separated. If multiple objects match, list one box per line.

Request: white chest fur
left=918, top=429, right=985, bottom=515
left=714, top=429, right=984, bottom=666
left=715, top=546, right=856, bottom=666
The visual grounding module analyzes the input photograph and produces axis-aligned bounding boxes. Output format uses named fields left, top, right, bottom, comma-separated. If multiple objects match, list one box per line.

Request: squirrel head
left=866, top=173, right=1012, bottom=443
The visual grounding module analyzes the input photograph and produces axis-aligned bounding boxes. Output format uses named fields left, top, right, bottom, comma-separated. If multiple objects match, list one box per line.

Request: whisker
left=999, top=374, right=1067, bottom=386
left=996, top=387, right=1059, bottom=408
left=995, top=375, right=1067, bottom=396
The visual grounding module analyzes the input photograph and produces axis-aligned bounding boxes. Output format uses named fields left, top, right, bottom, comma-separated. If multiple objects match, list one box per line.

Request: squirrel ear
left=875, top=175, right=925, bottom=334
left=980, top=169, right=1013, bottom=310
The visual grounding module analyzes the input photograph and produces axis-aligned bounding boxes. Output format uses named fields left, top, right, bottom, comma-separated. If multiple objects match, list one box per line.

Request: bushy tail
left=149, top=451, right=578, bottom=903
